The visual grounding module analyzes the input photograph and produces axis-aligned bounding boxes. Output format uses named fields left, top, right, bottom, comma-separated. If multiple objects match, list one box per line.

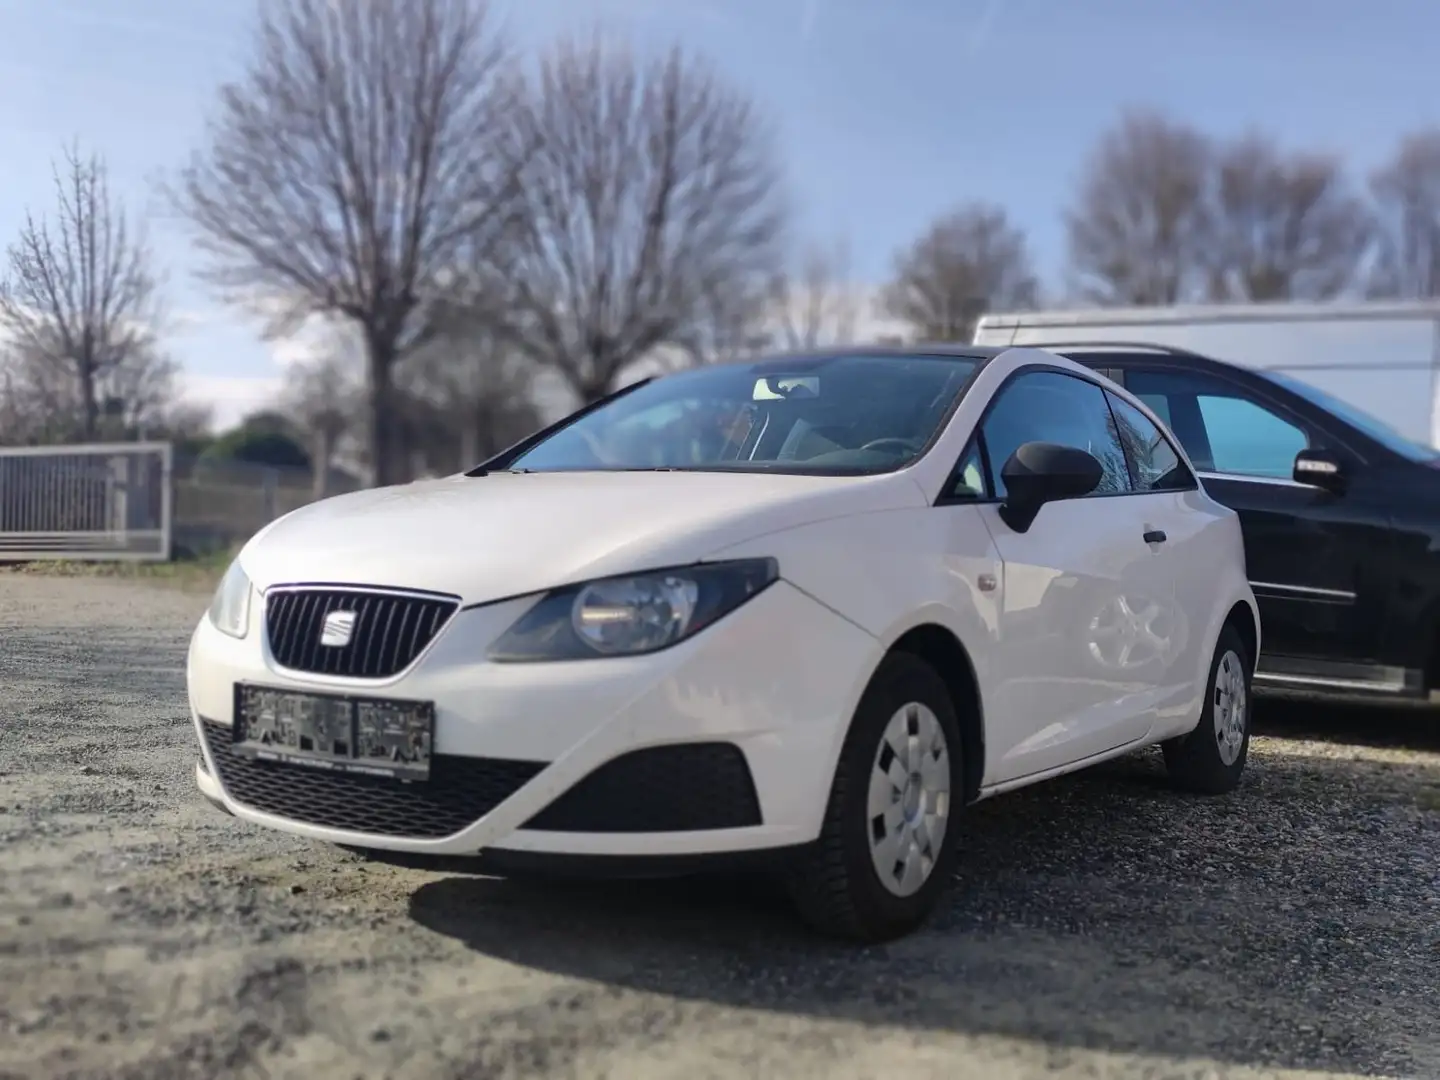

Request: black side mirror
left=1293, top=447, right=1345, bottom=493
left=998, top=441, right=1104, bottom=533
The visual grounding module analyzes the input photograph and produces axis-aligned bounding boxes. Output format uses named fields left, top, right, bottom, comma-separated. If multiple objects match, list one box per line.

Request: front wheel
left=1163, top=623, right=1252, bottom=794
left=784, top=653, right=963, bottom=943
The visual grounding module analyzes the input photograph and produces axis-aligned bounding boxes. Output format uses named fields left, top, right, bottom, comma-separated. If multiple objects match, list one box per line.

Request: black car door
left=1110, top=364, right=1397, bottom=674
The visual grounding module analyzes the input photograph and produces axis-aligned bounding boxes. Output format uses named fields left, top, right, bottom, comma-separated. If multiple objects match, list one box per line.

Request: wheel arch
left=1223, top=598, right=1260, bottom=674
left=884, top=623, right=986, bottom=807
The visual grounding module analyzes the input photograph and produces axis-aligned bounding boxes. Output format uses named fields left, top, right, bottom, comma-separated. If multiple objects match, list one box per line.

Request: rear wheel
left=785, top=653, right=963, bottom=943
left=1163, top=623, right=1251, bottom=794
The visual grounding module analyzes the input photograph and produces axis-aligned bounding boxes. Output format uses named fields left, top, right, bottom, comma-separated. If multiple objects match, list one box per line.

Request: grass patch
left=0, top=545, right=237, bottom=592
left=1418, top=786, right=1440, bottom=813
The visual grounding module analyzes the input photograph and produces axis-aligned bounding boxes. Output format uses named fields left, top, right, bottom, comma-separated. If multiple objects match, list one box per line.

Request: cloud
left=799, top=0, right=820, bottom=42
left=167, top=310, right=211, bottom=334
left=178, top=373, right=283, bottom=431
left=175, top=312, right=363, bottom=429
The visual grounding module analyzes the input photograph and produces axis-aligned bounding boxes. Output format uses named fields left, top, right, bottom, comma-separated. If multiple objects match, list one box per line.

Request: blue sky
left=1, top=0, right=1437, bottom=429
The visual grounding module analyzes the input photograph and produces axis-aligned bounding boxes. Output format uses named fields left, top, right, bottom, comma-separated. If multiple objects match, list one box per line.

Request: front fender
left=712, top=504, right=1003, bottom=794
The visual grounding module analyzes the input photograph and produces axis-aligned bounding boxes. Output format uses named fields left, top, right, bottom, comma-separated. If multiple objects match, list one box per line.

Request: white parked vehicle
left=188, top=345, right=1260, bottom=942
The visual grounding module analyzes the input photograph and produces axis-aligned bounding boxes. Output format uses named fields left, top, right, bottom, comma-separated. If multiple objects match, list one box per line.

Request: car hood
left=239, top=470, right=922, bottom=605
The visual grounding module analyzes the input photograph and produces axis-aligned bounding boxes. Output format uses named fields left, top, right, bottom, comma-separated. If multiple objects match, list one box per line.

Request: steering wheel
left=859, top=437, right=920, bottom=455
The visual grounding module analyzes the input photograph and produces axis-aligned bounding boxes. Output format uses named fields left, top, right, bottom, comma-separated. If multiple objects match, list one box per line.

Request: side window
left=1104, top=391, right=1195, bottom=492
left=946, top=440, right=988, bottom=500
left=1125, top=370, right=1310, bottom=479
left=982, top=371, right=1131, bottom=498
left=1197, top=397, right=1308, bottom=478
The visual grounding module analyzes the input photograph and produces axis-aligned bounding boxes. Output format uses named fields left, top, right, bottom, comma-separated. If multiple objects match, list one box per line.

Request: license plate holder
left=232, top=683, right=435, bottom=782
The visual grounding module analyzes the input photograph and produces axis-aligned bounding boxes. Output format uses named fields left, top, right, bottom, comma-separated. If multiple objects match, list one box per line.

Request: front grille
left=199, top=719, right=546, bottom=839
left=264, top=587, right=459, bottom=678
left=523, top=743, right=763, bottom=833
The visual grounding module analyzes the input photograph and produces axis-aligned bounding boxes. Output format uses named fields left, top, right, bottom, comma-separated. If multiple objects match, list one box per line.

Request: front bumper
left=188, top=579, right=879, bottom=858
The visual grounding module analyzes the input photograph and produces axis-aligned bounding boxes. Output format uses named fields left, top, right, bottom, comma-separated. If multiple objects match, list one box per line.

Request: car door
left=1116, top=365, right=1396, bottom=670
left=1100, top=387, right=1219, bottom=698
left=943, top=368, right=1185, bottom=786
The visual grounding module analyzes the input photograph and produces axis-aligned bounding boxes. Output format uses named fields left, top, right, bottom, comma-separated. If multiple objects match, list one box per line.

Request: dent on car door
left=948, top=370, right=1182, bottom=786
left=1121, top=367, right=1396, bottom=670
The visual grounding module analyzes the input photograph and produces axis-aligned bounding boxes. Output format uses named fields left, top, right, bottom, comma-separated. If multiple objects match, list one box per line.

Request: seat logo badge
left=320, top=610, right=357, bottom=648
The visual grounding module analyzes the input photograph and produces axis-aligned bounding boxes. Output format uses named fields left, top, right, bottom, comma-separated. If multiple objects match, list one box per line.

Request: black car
left=1035, top=341, right=1440, bottom=708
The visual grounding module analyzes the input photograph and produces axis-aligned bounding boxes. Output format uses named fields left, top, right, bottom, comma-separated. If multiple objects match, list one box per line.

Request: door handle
left=1143, top=529, right=1167, bottom=545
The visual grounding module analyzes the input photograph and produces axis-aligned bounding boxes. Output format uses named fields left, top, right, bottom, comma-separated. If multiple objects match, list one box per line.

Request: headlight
left=488, top=558, right=779, bottom=662
left=207, top=558, right=253, bottom=639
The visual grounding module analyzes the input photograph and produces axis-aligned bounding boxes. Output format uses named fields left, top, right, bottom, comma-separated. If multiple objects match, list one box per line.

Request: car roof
left=706, top=343, right=1011, bottom=369
left=1009, top=340, right=1245, bottom=373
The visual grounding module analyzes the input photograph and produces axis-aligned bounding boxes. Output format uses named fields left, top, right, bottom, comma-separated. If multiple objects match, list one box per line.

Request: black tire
left=784, top=652, right=964, bottom=943
left=1162, top=622, right=1252, bottom=794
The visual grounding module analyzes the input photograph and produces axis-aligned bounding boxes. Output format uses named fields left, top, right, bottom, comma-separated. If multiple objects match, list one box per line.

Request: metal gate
left=0, top=442, right=173, bottom=561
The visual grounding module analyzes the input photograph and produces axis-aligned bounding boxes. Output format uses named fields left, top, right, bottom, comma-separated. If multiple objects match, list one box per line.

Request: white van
left=972, top=300, right=1440, bottom=449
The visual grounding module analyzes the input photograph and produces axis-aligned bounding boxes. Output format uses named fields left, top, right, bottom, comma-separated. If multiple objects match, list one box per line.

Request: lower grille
left=198, top=719, right=545, bottom=839
left=264, top=587, right=459, bottom=678
left=523, top=743, right=763, bottom=833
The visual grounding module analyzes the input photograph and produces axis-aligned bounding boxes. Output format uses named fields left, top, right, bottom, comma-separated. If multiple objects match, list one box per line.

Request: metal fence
left=0, top=442, right=174, bottom=561
left=0, top=443, right=371, bottom=562
left=171, top=457, right=363, bottom=555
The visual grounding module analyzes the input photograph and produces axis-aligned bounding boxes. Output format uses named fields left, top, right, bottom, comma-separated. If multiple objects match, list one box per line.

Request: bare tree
left=485, top=35, right=787, bottom=403
left=400, top=301, right=542, bottom=469
left=0, top=336, right=178, bottom=443
left=280, top=336, right=364, bottom=498
left=1368, top=129, right=1440, bottom=299
left=1066, top=111, right=1214, bottom=306
left=0, top=144, right=163, bottom=440
left=173, top=0, right=526, bottom=486
left=0, top=349, right=73, bottom=444
left=768, top=238, right=859, bottom=350
left=670, top=276, right=772, bottom=366
left=98, top=345, right=183, bottom=436
left=878, top=204, right=1038, bottom=342
left=1205, top=134, right=1373, bottom=302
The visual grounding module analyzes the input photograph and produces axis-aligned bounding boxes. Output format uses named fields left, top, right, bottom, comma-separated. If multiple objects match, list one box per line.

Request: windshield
left=505, top=353, right=985, bottom=475
left=1258, top=370, right=1440, bottom=462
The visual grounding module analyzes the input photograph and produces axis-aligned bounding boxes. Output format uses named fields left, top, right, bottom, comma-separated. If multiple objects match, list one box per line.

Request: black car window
left=1104, top=390, right=1196, bottom=492
left=981, top=370, right=1131, bottom=498
left=1124, top=369, right=1310, bottom=479
left=1259, top=369, right=1440, bottom=462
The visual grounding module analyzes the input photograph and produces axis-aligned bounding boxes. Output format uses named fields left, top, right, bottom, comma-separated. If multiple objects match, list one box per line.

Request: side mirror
left=998, top=441, right=1104, bottom=533
left=1293, top=447, right=1345, bottom=493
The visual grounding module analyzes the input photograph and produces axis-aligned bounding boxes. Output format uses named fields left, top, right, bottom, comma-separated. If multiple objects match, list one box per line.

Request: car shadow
left=408, top=735, right=1438, bottom=1077
left=1255, top=696, right=1440, bottom=752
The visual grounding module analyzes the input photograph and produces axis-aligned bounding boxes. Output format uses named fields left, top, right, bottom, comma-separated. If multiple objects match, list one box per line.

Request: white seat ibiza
left=188, top=345, right=1259, bottom=942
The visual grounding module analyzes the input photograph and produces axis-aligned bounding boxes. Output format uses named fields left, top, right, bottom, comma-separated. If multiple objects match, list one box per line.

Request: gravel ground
left=1, top=574, right=1437, bottom=1080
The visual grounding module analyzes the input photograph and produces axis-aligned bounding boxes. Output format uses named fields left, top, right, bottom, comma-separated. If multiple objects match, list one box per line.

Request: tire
left=784, top=652, right=963, bottom=943
left=1162, top=622, right=1252, bottom=794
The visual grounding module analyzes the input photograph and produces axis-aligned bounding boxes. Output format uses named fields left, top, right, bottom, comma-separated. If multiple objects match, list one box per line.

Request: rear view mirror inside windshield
left=753, top=376, right=820, bottom=400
